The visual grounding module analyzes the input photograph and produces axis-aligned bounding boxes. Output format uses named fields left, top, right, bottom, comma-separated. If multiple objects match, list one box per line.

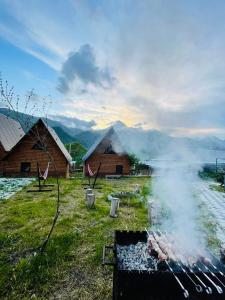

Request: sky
left=1, top=0, right=225, bottom=137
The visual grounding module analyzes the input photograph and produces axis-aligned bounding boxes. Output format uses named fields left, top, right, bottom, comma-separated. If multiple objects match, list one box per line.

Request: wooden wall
left=1, top=123, right=70, bottom=178
left=85, top=153, right=130, bottom=176
left=0, top=144, right=6, bottom=161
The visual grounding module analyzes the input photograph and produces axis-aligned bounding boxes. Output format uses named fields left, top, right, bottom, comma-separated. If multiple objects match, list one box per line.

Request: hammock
left=27, top=162, right=52, bottom=193
left=87, top=164, right=96, bottom=177
left=86, top=162, right=102, bottom=189
left=39, top=162, right=50, bottom=180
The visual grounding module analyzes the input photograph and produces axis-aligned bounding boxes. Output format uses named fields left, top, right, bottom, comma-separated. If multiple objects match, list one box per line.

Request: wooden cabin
left=82, top=127, right=130, bottom=177
left=1, top=118, right=72, bottom=178
left=0, top=114, right=25, bottom=160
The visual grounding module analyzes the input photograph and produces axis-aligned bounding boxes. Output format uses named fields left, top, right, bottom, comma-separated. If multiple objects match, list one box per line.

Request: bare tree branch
left=0, top=75, right=61, bottom=254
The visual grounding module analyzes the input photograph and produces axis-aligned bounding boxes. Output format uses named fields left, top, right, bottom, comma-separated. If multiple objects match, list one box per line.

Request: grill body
left=110, top=230, right=225, bottom=300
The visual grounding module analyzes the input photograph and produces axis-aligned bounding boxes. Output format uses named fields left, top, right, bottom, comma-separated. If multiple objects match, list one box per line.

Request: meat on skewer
left=147, top=236, right=168, bottom=261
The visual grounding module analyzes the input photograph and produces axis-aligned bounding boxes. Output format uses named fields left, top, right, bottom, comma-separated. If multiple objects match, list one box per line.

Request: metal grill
left=103, top=230, right=225, bottom=300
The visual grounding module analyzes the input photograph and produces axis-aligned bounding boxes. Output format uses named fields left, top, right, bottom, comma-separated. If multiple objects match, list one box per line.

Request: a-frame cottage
left=2, top=118, right=72, bottom=178
left=0, top=114, right=25, bottom=160
left=82, top=127, right=130, bottom=177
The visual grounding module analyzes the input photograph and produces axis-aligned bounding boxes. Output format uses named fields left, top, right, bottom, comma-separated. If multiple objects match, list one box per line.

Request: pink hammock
left=87, top=164, right=96, bottom=177
left=39, top=162, right=50, bottom=180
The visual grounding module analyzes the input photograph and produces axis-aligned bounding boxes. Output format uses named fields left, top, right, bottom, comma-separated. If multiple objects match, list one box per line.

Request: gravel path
left=197, top=180, right=225, bottom=244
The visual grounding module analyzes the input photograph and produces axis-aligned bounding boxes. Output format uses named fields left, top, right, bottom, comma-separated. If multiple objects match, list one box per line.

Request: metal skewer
left=159, top=230, right=212, bottom=295
left=177, top=262, right=203, bottom=293
left=198, top=261, right=225, bottom=289
left=155, top=231, right=203, bottom=293
left=208, top=253, right=225, bottom=278
left=193, top=263, right=223, bottom=294
left=165, top=263, right=190, bottom=298
left=188, top=265, right=212, bottom=294
left=148, top=230, right=189, bottom=298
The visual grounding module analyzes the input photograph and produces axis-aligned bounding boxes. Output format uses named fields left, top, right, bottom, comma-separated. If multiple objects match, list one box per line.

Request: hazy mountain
left=52, top=126, right=75, bottom=144
left=113, top=123, right=225, bottom=161
left=0, top=108, right=82, bottom=136
left=1, top=108, right=225, bottom=161
left=73, top=130, right=102, bottom=148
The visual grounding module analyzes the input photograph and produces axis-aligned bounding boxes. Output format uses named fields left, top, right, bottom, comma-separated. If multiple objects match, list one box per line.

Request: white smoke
left=152, top=143, right=206, bottom=257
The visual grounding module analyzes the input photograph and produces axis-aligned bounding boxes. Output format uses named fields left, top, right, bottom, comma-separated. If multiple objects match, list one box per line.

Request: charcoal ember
left=117, top=242, right=156, bottom=271
left=147, top=257, right=157, bottom=269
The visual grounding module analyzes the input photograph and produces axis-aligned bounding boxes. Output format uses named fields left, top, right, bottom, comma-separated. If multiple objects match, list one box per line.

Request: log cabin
left=0, top=114, right=25, bottom=160
left=82, top=127, right=130, bottom=177
left=1, top=118, right=72, bottom=178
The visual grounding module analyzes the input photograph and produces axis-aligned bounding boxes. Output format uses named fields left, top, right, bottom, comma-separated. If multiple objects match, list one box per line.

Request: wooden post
left=110, top=197, right=119, bottom=218
left=92, top=162, right=102, bottom=189
left=86, top=188, right=92, bottom=201
left=37, top=162, right=41, bottom=190
left=86, top=193, right=95, bottom=208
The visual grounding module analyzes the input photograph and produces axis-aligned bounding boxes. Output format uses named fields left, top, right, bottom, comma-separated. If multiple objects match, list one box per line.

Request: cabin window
left=104, top=144, right=115, bottom=154
left=116, top=165, right=123, bottom=174
left=21, top=162, right=31, bottom=173
left=32, top=140, right=45, bottom=151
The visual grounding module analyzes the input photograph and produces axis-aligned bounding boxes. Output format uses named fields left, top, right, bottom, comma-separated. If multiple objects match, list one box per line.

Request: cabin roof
left=0, top=113, right=25, bottom=152
left=82, top=126, right=126, bottom=161
left=41, top=119, right=72, bottom=162
left=3, top=118, right=72, bottom=162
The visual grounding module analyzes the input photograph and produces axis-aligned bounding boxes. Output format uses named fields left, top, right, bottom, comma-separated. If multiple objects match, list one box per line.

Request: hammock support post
left=27, top=162, right=53, bottom=193
left=83, top=162, right=102, bottom=189
left=92, top=162, right=101, bottom=189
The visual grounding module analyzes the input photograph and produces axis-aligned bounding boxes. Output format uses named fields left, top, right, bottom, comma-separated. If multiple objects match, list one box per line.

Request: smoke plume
left=152, top=143, right=206, bottom=257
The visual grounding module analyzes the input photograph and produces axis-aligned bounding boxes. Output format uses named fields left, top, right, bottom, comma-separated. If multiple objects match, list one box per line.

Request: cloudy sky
left=1, top=0, right=225, bottom=137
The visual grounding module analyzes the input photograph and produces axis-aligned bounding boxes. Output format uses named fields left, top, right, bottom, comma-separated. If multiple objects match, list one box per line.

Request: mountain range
left=1, top=108, right=225, bottom=161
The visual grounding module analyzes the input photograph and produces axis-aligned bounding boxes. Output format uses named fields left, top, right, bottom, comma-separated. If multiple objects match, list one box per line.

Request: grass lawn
left=0, top=176, right=150, bottom=300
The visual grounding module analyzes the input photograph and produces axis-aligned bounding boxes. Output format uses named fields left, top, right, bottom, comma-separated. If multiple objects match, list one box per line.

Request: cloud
left=57, top=44, right=115, bottom=94
left=50, top=114, right=96, bottom=130
left=126, top=93, right=225, bottom=138
left=2, top=0, right=225, bottom=137
left=133, top=122, right=148, bottom=128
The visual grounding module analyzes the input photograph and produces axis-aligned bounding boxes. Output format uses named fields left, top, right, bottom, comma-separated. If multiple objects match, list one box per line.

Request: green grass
left=0, top=176, right=150, bottom=299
